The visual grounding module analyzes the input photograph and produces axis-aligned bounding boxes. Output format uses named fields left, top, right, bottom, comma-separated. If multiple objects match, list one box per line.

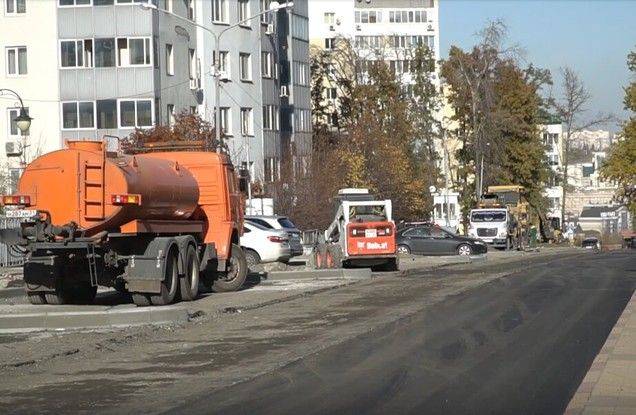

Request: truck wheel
left=211, top=243, right=248, bottom=293
left=27, top=292, right=46, bottom=305
left=179, top=245, right=200, bottom=302
left=244, top=249, right=261, bottom=269
left=150, top=248, right=179, bottom=306
left=45, top=289, right=71, bottom=306
left=132, top=293, right=152, bottom=307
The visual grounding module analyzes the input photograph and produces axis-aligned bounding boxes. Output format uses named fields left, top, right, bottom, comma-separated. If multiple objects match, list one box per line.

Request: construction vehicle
left=0, top=140, right=247, bottom=306
left=312, top=189, right=398, bottom=271
left=467, top=185, right=529, bottom=250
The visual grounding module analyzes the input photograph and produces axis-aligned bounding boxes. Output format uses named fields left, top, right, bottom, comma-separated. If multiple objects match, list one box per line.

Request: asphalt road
left=170, top=251, right=636, bottom=415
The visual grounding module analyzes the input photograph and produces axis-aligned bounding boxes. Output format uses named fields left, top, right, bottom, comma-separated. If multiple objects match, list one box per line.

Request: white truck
left=467, top=207, right=516, bottom=250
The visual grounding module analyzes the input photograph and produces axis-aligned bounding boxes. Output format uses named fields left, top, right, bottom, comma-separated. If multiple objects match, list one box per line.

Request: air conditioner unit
left=5, top=141, right=21, bottom=157
left=329, top=25, right=335, bottom=31
left=355, top=24, right=361, bottom=31
left=427, top=24, right=434, bottom=31
left=266, top=23, right=274, bottom=35
left=336, top=18, right=341, bottom=25
left=280, top=85, right=289, bottom=98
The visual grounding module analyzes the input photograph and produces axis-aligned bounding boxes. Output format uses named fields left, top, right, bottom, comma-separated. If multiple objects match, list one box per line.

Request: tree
left=121, top=111, right=223, bottom=153
left=552, top=67, right=614, bottom=229
left=600, top=49, right=636, bottom=227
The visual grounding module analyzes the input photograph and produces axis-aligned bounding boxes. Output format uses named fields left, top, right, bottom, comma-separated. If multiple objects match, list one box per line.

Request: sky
left=439, top=0, right=636, bottom=131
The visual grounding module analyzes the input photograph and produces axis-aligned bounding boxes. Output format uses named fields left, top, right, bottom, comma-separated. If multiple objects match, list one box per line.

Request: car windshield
left=471, top=211, right=507, bottom=222
left=277, top=218, right=297, bottom=229
left=349, top=205, right=387, bottom=222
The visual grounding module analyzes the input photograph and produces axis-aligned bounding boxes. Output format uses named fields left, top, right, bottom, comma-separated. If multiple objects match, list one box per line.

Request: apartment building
left=540, top=117, right=565, bottom=229
left=1, top=0, right=311, bottom=191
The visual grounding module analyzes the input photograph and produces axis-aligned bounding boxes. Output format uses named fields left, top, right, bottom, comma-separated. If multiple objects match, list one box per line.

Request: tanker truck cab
left=0, top=140, right=247, bottom=306
left=467, top=208, right=512, bottom=248
left=317, top=189, right=398, bottom=271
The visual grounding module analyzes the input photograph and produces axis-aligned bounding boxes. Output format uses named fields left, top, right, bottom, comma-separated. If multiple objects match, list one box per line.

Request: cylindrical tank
left=18, top=141, right=200, bottom=234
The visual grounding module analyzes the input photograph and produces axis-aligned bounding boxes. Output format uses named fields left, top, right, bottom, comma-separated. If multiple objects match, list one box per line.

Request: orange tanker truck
left=0, top=140, right=247, bottom=306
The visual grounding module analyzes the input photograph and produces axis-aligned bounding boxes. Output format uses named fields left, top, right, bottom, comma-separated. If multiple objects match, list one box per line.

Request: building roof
left=537, top=109, right=562, bottom=125
left=579, top=205, right=623, bottom=218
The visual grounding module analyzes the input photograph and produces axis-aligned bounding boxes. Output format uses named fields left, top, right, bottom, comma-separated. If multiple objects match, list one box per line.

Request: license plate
left=5, top=209, right=37, bottom=219
left=365, top=228, right=377, bottom=238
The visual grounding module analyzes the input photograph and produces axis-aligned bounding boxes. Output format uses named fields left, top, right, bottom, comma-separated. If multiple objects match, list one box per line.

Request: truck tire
left=27, top=292, right=46, bottom=305
left=45, top=289, right=71, bottom=305
left=132, top=293, right=152, bottom=306
left=179, top=244, right=200, bottom=302
left=150, top=248, right=179, bottom=306
left=211, top=243, right=248, bottom=293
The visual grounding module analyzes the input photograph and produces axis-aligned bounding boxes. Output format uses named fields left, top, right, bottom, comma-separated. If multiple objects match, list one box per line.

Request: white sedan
left=240, top=221, right=292, bottom=267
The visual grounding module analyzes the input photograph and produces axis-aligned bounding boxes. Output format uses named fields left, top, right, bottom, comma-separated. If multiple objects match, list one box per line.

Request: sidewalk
left=566, top=290, right=636, bottom=414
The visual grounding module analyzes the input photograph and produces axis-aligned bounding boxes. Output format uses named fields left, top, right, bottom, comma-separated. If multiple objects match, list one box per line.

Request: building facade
left=1, top=0, right=310, bottom=191
left=540, top=120, right=565, bottom=229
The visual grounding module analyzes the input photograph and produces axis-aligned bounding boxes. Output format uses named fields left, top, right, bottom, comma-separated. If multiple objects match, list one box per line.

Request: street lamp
left=139, top=1, right=294, bottom=149
left=0, top=88, right=32, bottom=135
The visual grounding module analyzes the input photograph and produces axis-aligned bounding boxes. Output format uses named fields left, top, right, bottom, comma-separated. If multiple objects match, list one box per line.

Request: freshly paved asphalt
left=171, top=251, right=636, bottom=415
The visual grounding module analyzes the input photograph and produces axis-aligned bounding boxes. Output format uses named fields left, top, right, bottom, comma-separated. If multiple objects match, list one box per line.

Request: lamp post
left=139, top=1, right=294, bottom=149
left=0, top=88, right=33, bottom=171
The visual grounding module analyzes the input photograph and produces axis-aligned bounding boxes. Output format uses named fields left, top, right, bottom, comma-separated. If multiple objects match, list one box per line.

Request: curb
left=0, top=287, right=25, bottom=300
left=264, top=268, right=372, bottom=282
left=0, top=305, right=189, bottom=334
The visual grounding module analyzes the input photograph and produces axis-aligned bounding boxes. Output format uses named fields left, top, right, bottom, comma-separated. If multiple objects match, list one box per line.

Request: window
left=293, top=61, right=309, bottom=86
left=117, top=37, right=151, bottom=66
left=189, top=48, right=198, bottom=89
left=324, top=12, right=335, bottom=24
left=239, top=53, right=251, bottom=81
left=354, top=10, right=381, bottom=24
left=218, top=107, right=231, bottom=135
left=5, top=0, right=26, bottom=15
left=6, top=46, right=27, bottom=76
left=59, top=0, right=92, bottom=6
left=213, top=50, right=229, bottom=74
left=260, top=0, right=272, bottom=24
left=7, top=107, right=29, bottom=137
left=388, top=9, right=426, bottom=23
left=261, top=52, right=273, bottom=78
left=263, top=105, right=279, bottom=130
left=325, top=38, right=335, bottom=50
left=212, top=0, right=227, bottom=23
left=165, top=0, right=172, bottom=12
left=165, top=44, right=174, bottom=75
left=96, top=99, right=117, bottom=129
left=94, top=0, right=115, bottom=4
left=240, top=108, right=253, bottom=136
left=185, top=0, right=194, bottom=19
left=62, top=101, right=95, bottom=130
left=167, top=104, right=175, bottom=126
left=291, top=15, right=309, bottom=41
left=94, top=38, right=116, bottom=67
left=118, top=99, right=153, bottom=128
left=189, top=106, right=197, bottom=114
left=327, top=88, right=337, bottom=99
left=238, top=0, right=250, bottom=25
left=264, top=157, right=279, bottom=182
left=60, top=39, right=93, bottom=68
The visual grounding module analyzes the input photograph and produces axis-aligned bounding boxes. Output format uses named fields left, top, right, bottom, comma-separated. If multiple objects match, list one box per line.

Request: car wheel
left=457, top=244, right=472, bottom=256
left=397, top=245, right=411, bottom=255
left=244, top=249, right=261, bottom=268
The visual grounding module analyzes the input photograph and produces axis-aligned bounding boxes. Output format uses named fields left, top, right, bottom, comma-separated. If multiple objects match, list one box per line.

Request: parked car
left=396, top=223, right=488, bottom=256
left=581, top=237, right=601, bottom=251
left=245, top=215, right=303, bottom=256
left=240, top=221, right=292, bottom=267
